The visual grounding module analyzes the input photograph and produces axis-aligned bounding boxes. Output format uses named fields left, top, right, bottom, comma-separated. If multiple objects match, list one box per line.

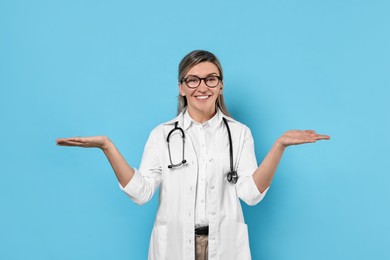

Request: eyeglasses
left=181, top=75, right=222, bottom=89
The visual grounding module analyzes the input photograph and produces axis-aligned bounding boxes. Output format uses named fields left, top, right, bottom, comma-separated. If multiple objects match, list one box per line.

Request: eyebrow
left=186, top=72, right=219, bottom=77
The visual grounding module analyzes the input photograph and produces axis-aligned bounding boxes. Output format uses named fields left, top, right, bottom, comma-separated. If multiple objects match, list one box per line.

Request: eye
left=186, top=77, right=199, bottom=84
left=206, top=76, right=217, bottom=83
left=187, top=78, right=197, bottom=82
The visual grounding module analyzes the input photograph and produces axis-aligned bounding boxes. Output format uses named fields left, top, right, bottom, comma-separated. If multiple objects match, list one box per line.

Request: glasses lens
left=205, top=76, right=219, bottom=87
left=185, top=77, right=200, bottom=88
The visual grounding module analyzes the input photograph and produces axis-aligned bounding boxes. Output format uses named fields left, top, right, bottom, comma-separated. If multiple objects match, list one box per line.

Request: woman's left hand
left=277, top=130, right=330, bottom=149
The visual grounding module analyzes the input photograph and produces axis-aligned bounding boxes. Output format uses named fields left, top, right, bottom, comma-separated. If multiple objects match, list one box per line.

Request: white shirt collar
left=163, top=107, right=236, bottom=128
left=183, top=108, right=223, bottom=131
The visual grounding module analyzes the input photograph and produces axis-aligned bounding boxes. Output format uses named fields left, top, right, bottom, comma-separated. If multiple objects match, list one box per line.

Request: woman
left=57, top=50, right=330, bottom=260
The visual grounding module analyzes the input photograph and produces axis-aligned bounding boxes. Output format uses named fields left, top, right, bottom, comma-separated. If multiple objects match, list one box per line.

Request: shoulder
left=148, top=114, right=180, bottom=139
left=222, top=114, right=252, bottom=135
left=221, top=114, right=256, bottom=147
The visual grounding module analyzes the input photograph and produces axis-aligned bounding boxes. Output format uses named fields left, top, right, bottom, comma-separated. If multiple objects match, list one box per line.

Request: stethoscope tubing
left=167, top=122, right=187, bottom=168
left=166, top=117, right=238, bottom=184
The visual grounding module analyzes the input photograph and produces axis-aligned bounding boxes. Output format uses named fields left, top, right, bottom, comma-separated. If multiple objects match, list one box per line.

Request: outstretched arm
left=253, top=130, right=330, bottom=193
left=56, top=136, right=134, bottom=187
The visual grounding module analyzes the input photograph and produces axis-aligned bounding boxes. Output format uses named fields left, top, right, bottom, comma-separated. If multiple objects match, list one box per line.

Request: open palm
left=56, top=136, right=109, bottom=149
left=278, top=130, right=330, bottom=148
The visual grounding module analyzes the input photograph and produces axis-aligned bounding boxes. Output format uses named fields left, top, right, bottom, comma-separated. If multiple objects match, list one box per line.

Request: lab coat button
left=210, top=185, right=215, bottom=190
left=210, top=211, right=216, bottom=216
left=209, top=158, right=214, bottom=163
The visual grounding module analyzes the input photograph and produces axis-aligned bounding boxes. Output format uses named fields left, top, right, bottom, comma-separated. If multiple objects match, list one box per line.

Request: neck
left=187, top=107, right=217, bottom=124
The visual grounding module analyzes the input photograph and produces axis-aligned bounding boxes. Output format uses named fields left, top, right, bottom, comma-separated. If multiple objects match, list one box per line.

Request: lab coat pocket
left=148, top=225, right=168, bottom=260
left=235, top=223, right=251, bottom=260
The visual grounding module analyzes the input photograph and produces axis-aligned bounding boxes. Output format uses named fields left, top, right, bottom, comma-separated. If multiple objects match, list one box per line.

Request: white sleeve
left=235, top=127, right=269, bottom=206
left=119, top=128, right=163, bottom=205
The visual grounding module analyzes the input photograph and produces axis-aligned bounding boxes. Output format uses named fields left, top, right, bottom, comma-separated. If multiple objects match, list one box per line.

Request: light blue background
left=1, top=0, right=389, bottom=259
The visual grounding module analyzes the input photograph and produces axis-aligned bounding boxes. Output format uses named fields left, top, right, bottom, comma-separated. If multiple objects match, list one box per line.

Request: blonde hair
left=177, top=50, right=231, bottom=117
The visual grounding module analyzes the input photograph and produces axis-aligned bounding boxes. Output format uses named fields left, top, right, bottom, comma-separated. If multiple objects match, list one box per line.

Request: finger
left=304, top=130, right=316, bottom=134
left=314, top=134, right=331, bottom=140
left=301, top=135, right=326, bottom=142
left=66, top=137, right=85, bottom=142
left=56, top=138, right=72, bottom=145
left=56, top=140, right=85, bottom=146
left=56, top=141, right=78, bottom=146
left=56, top=137, right=82, bottom=142
left=56, top=138, right=64, bottom=144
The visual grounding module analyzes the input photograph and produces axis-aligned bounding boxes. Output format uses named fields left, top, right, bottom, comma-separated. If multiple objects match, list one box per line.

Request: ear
left=178, top=83, right=185, bottom=96
left=219, top=81, right=224, bottom=94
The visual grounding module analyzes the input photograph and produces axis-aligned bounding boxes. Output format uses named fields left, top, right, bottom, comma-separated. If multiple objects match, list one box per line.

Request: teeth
left=196, top=96, right=209, bottom=99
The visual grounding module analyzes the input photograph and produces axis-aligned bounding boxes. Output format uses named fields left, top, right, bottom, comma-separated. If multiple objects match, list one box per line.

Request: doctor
left=56, top=50, right=330, bottom=260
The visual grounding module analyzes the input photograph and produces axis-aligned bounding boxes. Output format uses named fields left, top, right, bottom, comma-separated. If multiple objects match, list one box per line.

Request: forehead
left=186, top=62, right=220, bottom=77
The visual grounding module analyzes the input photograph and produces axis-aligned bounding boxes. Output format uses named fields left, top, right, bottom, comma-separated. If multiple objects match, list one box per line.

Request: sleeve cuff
left=118, top=169, right=143, bottom=198
left=245, top=177, right=270, bottom=205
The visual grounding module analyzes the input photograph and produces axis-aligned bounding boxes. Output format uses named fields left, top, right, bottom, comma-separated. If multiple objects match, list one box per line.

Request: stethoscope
left=167, top=117, right=238, bottom=184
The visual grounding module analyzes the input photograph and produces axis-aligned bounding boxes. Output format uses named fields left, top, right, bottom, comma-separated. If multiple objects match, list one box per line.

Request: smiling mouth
left=195, top=95, right=210, bottom=100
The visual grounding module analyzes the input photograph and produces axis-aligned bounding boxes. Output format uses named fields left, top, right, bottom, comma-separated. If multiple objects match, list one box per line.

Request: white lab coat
left=120, top=109, right=269, bottom=260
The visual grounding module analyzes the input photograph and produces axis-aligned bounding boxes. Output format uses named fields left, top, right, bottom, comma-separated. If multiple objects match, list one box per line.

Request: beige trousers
left=195, top=235, right=209, bottom=260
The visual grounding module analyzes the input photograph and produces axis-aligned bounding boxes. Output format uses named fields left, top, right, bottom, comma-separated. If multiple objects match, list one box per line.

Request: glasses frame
left=180, top=75, right=222, bottom=89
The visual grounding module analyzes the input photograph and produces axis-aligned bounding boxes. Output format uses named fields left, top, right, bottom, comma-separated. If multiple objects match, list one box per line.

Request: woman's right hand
left=56, top=136, right=111, bottom=150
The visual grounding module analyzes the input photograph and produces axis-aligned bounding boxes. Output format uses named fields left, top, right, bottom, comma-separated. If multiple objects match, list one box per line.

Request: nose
left=197, top=79, right=209, bottom=91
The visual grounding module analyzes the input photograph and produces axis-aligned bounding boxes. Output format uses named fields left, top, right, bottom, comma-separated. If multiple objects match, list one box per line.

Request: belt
left=195, top=226, right=209, bottom=236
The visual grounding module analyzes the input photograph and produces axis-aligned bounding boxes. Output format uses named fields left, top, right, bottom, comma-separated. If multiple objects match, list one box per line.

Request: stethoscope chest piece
left=227, top=170, right=238, bottom=184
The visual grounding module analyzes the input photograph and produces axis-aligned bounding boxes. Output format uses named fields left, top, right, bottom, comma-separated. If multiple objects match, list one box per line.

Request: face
left=179, top=62, right=223, bottom=120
